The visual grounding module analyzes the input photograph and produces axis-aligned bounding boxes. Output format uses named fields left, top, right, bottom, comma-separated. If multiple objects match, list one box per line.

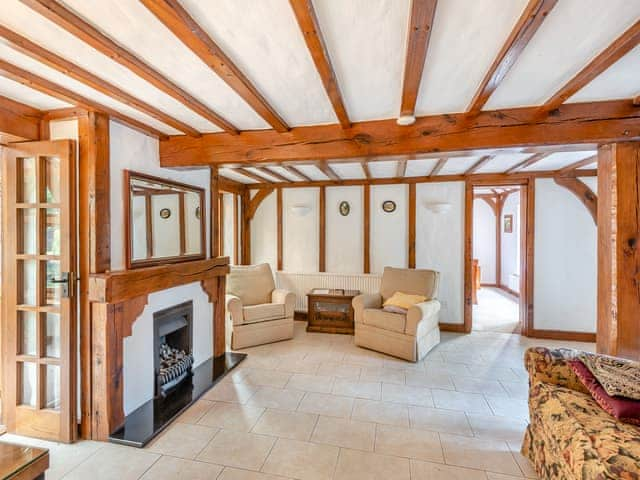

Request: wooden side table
left=306, top=289, right=360, bottom=334
left=0, top=442, right=49, bottom=480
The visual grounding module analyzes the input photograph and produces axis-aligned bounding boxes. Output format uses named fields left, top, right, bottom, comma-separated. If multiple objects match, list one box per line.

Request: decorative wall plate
left=159, top=208, right=171, bottom=219
left=382, top=200, right=396, bottom=213
left=195, top=206, right=200, bottom=219
left=339, top=201, right=350, bottom=216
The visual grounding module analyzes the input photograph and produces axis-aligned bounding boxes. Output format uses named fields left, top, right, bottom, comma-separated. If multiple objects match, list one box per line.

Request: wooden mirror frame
left=124, top=170, right=206, bottom=269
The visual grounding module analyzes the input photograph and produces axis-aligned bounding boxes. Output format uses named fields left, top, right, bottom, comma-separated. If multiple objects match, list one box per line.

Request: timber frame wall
left=231, top=168, right=598, bottom=340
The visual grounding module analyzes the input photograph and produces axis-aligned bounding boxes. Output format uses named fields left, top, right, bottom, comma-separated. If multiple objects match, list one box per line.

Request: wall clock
left=159, top=208, right=171, bottom=219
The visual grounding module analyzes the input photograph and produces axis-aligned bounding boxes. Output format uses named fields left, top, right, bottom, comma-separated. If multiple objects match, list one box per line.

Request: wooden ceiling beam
left=504, top=152, right=550, bottom=174
left=237, top=168, right=274, bottom=184
left=0, top=25, right=201, bottom=137
left=20, top=0, right=238, bottom=134
left=539, top=19, right=640, bottom=113
left=430, top=158, right=447, bottom=176
left=289, top=0, right=350, bottom=128
left=140, top=0, right=288, bottom=132
left=281, top=165, right=312, bottom=182
left=254, top=166, right=291, bottom=183
left=0, top=58, right=168, bottom=139
left=400, top=0, right=438, bottom=117
left=159, top=99, right=636, bottom=167
left=633, top=94, right=640, bottom=106
left=246, top=168, right=596, bottom=189
left=464, top=155, right=493, bottom=175
left=467, top=0, right=557, bottom=114
left=397, top=159, right=408, bottom=177
left=361, top=161, right=371, bottom=179
left=317, top=161, right=340, bottom=180
left=0, top=94, right=43, bottom=140
left=557, top=154, right=598, bottom=175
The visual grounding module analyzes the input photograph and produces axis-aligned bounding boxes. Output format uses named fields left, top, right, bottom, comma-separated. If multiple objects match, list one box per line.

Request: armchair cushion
left=363, top=309, right=406, bottom=334
left=243, top=303, right=286, bottom=324
left=406, top=300, right=441, bottom=336
left=380, top=267, right=439, bottom=302
left=227, top=263, right=275, bottom=306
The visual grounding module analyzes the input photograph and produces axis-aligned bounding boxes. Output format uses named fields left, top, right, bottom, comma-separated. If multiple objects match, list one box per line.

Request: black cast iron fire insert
left=153, top=301, right=194, bottom=397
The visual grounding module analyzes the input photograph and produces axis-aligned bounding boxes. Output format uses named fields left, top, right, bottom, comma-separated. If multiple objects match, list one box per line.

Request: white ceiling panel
left=220, top=168, right=256, bottom=184
left=295, top=165, right=330, bottom=181
left=485, top=0, right=640, bottom=110
left=577, top=161, right=597, bottom=170
left=437, top=156, right=480, bottom=175
left=0, top=43, right=180, bottom=135
left=569, top=44, right=640, bottom=103
left=368, top=160, right=398, bottom=178
left=0, top=76, right=69, bottom=110
left=416, top=0, right=528, bottom=115
left=56, top=0, right=269, bottom=131
left=313, top=0, right=411, bottom=122
left=330, top=163, right=366, bottom=180
left=244, top=167, right=282, bottom=182
left=475, top=154, right=531, bottom=174
left=181, top=0, right=336, bottom=127
left=405, top=158, right=438, bottom=177
left=522, top=151, right=597, bottom=172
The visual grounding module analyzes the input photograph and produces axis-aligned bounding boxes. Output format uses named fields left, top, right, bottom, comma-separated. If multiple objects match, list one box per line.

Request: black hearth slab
left=109, top=351, right=247, bottom=447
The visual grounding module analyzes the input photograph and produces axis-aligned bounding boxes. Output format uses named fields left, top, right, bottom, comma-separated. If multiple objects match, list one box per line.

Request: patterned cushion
left=579, top=352, right=640, bottom=400
left=569, top=360, right=640, bottom=426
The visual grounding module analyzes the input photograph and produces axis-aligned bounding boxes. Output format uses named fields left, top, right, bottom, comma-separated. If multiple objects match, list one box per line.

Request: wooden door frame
left=464, top=178, right=533, bottom=334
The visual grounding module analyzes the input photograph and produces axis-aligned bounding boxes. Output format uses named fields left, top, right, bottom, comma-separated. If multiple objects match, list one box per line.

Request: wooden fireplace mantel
left=88, top=257, right=229, bottom=441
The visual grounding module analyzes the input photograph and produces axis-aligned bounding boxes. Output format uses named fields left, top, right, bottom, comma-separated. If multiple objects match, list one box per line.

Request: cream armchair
left=353, top=267, right=441, bottom=362
left=226, top=263, right=295, bottom=349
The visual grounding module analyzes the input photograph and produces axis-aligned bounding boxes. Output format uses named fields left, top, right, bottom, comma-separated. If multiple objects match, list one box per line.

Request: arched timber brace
left=241, top=187, right=275, bottom=264
left=553, top=176, right=597, bottom=224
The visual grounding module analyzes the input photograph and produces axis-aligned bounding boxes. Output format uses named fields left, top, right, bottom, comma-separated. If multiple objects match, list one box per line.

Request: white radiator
left=276, top=272, right=382, bottom=311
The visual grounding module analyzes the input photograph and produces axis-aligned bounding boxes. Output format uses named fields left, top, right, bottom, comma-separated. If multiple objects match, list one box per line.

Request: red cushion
left=569, top=359, right=640, bottom=426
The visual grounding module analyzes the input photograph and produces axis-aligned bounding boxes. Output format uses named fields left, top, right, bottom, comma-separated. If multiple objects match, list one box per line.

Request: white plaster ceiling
left=312, top=0, right=411, bottom=121
left=569, top=44, right=640, bottom=103
left=0, top=0, right=636, bottom=141
left=485, top=0, right=640, bottom=109
left=329, top=163, right=366, bottom=180
left=522, top=151, right=597, bottom=172
left=437, top=156, right=481, bottom=175
left=368, top=160, right=399, bottom=178
left=244, top=167, right=282, bottom=182
left=267, top=166, right=301, bottom=182
left=295, top=165, right=331, bottom=181
left=475, top=154, right=532, bottom=174
left=219, top=168, right=256, bottom=184
left=405, top=158, right=439, bottom=177
left=416, top=0, right=528, bottom=115
left=0, top=75, right=69, bottom=110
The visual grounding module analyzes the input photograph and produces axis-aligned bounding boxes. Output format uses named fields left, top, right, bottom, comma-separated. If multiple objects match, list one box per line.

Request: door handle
left=49, top=272, right=75, bottom=298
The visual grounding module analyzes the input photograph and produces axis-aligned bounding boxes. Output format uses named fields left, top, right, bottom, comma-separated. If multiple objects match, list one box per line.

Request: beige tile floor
left=0, top=321, right=595, bottom=480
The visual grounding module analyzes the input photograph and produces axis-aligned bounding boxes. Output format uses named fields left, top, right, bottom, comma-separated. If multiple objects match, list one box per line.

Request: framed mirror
left=125, top=170, right=205, bottom=269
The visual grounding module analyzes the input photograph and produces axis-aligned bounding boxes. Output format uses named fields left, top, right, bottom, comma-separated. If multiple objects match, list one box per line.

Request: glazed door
left=2, top=140, right=77, bottom=442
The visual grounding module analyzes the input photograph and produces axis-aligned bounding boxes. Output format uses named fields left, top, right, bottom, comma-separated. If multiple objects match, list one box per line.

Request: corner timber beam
left=0, top=94, right=43, bottom=140
left=159, top=99, right=639, bottom=167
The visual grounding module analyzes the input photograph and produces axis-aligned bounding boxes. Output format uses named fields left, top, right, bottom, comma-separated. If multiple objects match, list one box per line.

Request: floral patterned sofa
left=522, top=347, right=640, bottom=479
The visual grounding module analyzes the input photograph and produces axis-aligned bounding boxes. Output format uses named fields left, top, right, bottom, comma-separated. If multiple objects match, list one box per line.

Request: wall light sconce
left=290, top=205, right=311, bottom=216
left=424, top=202, right=452, bottom=214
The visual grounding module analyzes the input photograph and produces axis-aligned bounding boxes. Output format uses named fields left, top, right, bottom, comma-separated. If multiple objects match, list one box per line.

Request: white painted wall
left=326, top=186, right=363, bottom=273
left=472, top=199, right=496, bottom=284
left=222, top=193, right=235, bottom=263
left=283, top=188, right=319, bottom=272
left=370, top=184, right=408, bottom=273
left=415, top=182, right=465, bottom=325
left=501, top=192, right=520, bottom=291
left=109, top=122, right=214, bottom=414
left=250, top=190, right=277, bottom=272
left=534, top=179, right=597, bottom=333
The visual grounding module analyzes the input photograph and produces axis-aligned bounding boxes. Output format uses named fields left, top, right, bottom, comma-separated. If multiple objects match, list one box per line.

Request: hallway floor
left=473, top=287, right=520, bottom=334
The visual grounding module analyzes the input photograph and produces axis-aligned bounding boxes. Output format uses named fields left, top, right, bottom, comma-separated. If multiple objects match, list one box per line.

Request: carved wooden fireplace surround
left=87, top=257, right=229, bottom=441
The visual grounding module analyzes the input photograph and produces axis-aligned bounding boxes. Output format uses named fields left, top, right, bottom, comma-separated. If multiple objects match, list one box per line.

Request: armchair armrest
left=406, top=299, right=441, bottom=335
left=524, top=347, right=589, bottom=395
left=226, top=294, right=244, bottom=326
left=352, top=293, right=382, bottom=324
left=272, top=288, right=295, bottom=318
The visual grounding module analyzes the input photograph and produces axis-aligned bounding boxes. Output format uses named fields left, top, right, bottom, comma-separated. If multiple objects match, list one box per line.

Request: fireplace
left=153, top=301, right=194, bottom=398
